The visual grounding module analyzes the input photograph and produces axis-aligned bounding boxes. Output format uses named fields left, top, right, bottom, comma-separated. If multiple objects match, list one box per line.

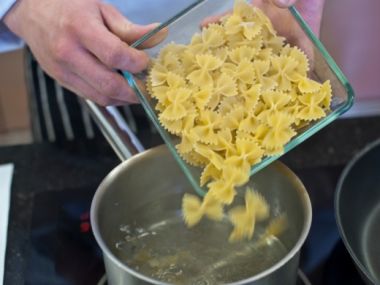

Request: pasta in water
left=147, top=0, right=332, bottom=241
left=229, top=188, right=269, bottom=242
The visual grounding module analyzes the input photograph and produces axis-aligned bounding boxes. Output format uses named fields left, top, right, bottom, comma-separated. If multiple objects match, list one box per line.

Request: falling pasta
left=147, top=0, right=332, bottom=241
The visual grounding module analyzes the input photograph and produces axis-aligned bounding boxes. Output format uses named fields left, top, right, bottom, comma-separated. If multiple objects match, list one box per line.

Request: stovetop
left=24, top=186, right=104, bottom=285
left=3, top=116, right=380, bottom=285
left=18, top=164, right=365, bottom=285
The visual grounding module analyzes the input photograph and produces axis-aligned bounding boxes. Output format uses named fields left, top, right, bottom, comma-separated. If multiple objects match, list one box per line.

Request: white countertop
left=0, top=163, right=14, bottom=285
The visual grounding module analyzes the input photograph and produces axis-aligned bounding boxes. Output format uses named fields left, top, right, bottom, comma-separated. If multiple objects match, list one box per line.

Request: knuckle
left=60, top=14, right=79, bottom=34
left=103, top=43, right=126, bottom=67
left=52, top=38, right=71, bottom=62
left=99, top=75, right=122, bottom=96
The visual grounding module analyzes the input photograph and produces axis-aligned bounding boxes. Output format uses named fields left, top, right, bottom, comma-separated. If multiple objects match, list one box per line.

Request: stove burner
left=24, top=187, right=105, bottom=285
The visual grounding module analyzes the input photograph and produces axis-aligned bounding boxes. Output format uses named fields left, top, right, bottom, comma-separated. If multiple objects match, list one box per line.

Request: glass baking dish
left=123, top=0, right=354, bottom=196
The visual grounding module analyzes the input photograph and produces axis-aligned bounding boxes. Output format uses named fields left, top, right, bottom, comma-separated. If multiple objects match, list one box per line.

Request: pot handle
left=84, top=99, right=145, bottom=161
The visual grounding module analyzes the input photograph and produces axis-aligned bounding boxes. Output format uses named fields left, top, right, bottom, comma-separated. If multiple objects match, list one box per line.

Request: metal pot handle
left=84, top=99, right=145, bottom=161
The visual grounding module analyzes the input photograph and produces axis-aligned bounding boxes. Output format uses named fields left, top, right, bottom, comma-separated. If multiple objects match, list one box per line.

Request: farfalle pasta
left=228, top=188, right=269, bottom=242
left=147, top=0, right=332, bottom=241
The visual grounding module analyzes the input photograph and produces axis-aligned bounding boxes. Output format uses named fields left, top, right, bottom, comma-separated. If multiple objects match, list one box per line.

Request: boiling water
left=114, top=205, right=288, bottom=284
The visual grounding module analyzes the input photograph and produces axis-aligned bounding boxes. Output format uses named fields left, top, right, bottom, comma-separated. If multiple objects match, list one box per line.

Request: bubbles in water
left=113, top=204, right=289, bottom=284
left=115, top=241, right=125, bottom=250
left=136, top=227, right=145, bottom=234
left=125, top=235, right=134, bottom=242
left=119, top=224, right=131, bottom=233
left=137, top=232, right=150, bottom=239
left=167, top=264, right=183, bottom=276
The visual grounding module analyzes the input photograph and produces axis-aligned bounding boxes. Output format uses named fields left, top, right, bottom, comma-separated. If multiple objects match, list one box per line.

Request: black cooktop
left=6, top=115, right=380, bottom=285
left=19, top=164, right=364, bottom=285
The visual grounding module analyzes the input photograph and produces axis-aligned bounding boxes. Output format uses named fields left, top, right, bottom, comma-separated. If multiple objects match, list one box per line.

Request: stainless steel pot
left=87, top=102, right=312, bottom=285
left=335, top=138, right=380, bottom=285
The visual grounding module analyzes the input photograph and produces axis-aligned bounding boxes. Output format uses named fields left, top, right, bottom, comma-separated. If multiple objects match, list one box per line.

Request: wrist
left=3, top=0, right=24, bottom=38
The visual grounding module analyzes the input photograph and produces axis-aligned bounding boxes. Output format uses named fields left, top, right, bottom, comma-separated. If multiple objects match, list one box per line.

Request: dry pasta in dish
left=147, top=0, right=332, bottom=241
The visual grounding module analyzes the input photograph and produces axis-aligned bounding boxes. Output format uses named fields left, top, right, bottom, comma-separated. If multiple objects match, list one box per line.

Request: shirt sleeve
left=0, top=0, right=24, bottom=53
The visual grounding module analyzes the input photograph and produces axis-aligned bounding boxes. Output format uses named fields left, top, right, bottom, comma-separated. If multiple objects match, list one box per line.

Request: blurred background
left=0, top=48, right=31, bottom=145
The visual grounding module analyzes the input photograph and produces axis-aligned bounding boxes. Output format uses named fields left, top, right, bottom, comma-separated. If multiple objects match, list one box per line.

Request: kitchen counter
left=281, top=116, right=380, bottom=169
left=1, top=116, right=380, bottom=285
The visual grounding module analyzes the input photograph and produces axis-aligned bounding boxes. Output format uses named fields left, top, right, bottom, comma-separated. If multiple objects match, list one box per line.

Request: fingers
left=201, top=13, right=231, bottom=28
left=62, top=46, right=139, bottom=104
left=135, top=26, right=168, bottom=49
left=100, top=3, right=168, bottom=49
left=60, top=71, right=127, bottom=106
left=78, top=17, right=149, bottom=73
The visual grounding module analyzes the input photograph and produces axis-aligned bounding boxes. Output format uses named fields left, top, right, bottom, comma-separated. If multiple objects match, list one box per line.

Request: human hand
left=4, top=0, right=167, bottom=105
left=203, top=0, right=325, bottom=65
left=252, top=0, right=325, bottom=63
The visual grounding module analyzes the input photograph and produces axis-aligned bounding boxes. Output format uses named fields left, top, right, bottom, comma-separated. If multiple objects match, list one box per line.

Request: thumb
left=271, top=0, right=298, bottom=8
left=100, top=3, right=167, bottom=49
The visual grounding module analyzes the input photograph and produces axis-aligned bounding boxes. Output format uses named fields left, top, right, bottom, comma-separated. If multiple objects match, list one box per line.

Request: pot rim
left=91, top=145, right=312, bottom=285
left=335, top=138, right=380, bottom=285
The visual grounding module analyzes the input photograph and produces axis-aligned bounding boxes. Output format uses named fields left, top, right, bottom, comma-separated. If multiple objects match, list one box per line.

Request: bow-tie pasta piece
left=182, top=193, right=224, bottom=227
left=229, top=46, right=257, bottom=64
left=321, top=80, right=333, bottom=109
left=269, top=55, right=299, bottom=91
left=241, top=84, right=261, bottom=112
left=192, top=110, right=221, bottom=144
left=234, top=0, right=256, bottom=21
left=235, top=59, right=256, bottom=84
left=160, top=88, right=192, bottom=120
left=221, top=106, right=246, bottom=130
left=187, top=54, right=223, bottom=87
left=200, top=163, right=222, bottom=187
left=214, top=73, right=238, bottom=97
left=261, top=112, right=296, bottom=150
left=212, top=128, right=235, bottom=157
left=159, top=116, right=183, bottom=135
left=202, top=24, right=226, bottom=49
left=193, top=88, right=213, bottom=110
left=208, top=164, right=249, bottom=205
left=282, top=45, right=309, bottom=76
left=298, top=77, right=322, bottom=93
left=149, top=64, right=169, bottom=87
left=229, top=188, right=269, bottom=242
left=253, top=59, right=277, bottom=91
left=297, top=91, right=327, bottom=121
left=239, top=113, right=260, bottom=134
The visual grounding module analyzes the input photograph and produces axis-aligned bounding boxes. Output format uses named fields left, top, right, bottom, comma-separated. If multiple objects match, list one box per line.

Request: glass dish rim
left=123, top=0, right=355, bottom=197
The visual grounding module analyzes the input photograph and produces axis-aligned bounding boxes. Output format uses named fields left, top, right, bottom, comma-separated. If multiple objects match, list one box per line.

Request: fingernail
left=152, top=22, right=161, bottom=27
left=273, top=0, right=293, bottom=7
